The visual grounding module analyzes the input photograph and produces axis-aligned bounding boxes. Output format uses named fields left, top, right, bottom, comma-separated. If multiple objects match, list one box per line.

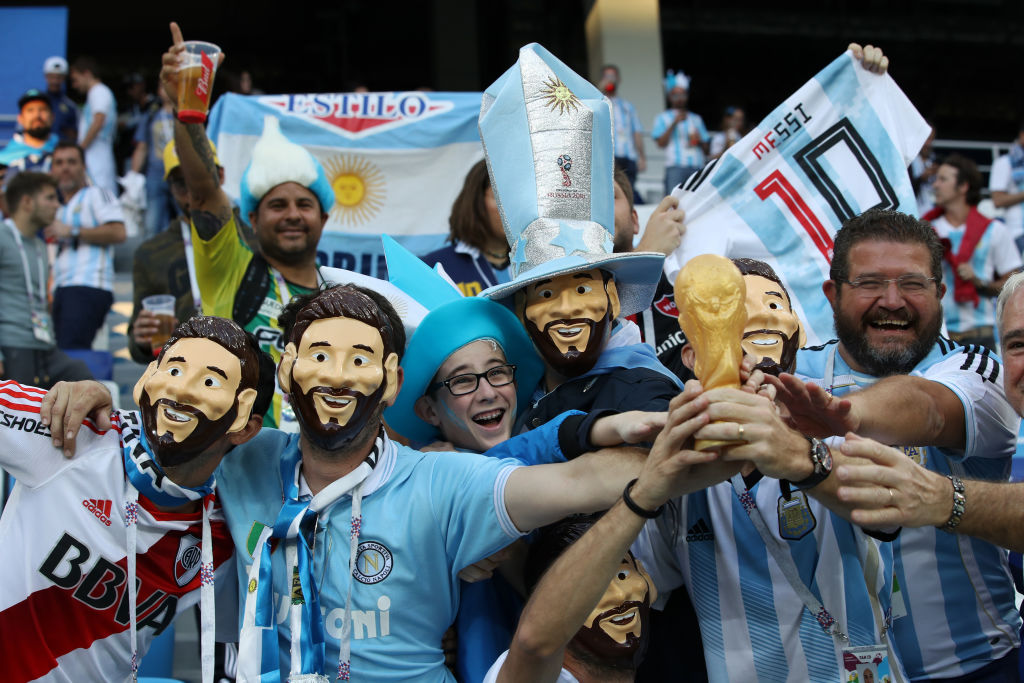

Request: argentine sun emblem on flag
left=206, top=90, right=486, bottom=278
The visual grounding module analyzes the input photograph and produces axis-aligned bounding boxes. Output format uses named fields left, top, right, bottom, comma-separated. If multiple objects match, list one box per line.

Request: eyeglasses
left=429, top=364, right=517, bottom=396
left=840, top=275, right=937, bottom=296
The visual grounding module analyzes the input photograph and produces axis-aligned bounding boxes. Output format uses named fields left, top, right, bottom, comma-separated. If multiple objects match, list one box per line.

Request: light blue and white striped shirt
left=55, top=186, right=124, bottom=291
left=610, top=96, right=643, bottom=161
left=634, top=479, right=904, bottom=682
left=796, top=339, right=1021, bottom=680
left=931, top=214, right=1022, bottom=334
left=651, top=109, right=708, bottom=168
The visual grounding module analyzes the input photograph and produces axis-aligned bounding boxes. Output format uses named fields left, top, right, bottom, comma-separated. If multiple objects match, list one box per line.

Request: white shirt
left=77, top=82, right=117, bottom=195
left=988, top=154, right=1024, bottom=247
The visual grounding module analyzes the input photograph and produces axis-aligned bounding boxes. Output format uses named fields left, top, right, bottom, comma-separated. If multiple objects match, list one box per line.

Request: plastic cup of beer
left=142, top=295, right=177, bottom=355
left=176, top=41, right=222, bottom=124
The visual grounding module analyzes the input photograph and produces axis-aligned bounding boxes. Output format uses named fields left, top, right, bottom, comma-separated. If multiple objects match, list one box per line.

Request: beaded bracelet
left=940, top=475, right=966, bottom=532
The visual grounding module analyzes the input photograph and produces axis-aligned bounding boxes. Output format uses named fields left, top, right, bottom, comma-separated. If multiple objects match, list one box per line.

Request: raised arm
left=772, top=373, right=966, bottom=449
left=835, top=434, right=1024, bottom=551
left=495, top=385, right=725, bottom=682
left=159, top=21, right=231, bottom=238
left=503, top=382, right=733, bottom=533
left=496, top=499, right=649, bottom=682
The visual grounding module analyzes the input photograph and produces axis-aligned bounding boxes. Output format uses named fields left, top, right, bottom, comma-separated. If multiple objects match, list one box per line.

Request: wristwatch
left=791, top=437, right=833, bottom=490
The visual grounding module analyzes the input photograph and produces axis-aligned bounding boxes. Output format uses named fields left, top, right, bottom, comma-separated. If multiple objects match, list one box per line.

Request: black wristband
left=622, top=478, right=663, bottom=519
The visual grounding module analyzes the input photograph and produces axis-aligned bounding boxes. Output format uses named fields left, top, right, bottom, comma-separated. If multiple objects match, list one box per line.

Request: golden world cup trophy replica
left=674, top=254, right=747, bottom=451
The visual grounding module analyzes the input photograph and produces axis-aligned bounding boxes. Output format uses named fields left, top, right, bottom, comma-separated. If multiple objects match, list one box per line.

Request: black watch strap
left=786, top=437, right=833, bottom=495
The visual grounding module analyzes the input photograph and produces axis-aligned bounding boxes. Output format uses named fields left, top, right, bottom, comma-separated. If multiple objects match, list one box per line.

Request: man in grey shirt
left=1, top=172, right=90, bottom=387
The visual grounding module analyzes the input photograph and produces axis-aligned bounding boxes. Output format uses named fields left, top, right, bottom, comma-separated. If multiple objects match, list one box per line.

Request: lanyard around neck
left=729, top=474, right=849, bottom=645
left=270, top=266, right=325, bottom=311
left=180, top=219, right=202, bottom=313
left=4, top=219, right=46, bottom=310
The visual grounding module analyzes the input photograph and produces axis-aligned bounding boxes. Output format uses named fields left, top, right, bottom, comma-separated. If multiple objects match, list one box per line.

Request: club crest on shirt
left=353, top=541, right=393, bottom=584
left=777, top=491, right=816, bottom=541
left=654, top=294, right=679, bottom=318
left=900, top=446, right=926, bottom=466
left=175, top=534, right=203, bottom=587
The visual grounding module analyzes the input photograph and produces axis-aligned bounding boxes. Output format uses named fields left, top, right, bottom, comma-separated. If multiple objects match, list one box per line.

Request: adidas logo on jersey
left=82, top=498, right=113, bottom=527
left=685, top=518, right=714, bottom=542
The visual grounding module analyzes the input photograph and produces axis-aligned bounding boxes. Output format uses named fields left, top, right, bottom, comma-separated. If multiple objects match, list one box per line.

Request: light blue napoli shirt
left=216, top=430, right=524, bottom=682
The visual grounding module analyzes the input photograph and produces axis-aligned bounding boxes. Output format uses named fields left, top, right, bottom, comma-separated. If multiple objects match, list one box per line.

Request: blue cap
left=380, top=235, right=544, bottom=446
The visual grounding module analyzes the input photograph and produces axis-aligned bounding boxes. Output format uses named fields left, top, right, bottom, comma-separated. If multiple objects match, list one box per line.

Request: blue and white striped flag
left=205, top=91, right=484, bottom=279
left=665, top=50, right=929, bottom=345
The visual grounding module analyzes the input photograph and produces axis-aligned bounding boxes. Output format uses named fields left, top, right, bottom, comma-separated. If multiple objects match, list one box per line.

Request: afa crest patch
left=777, top=491, right=816, bottom=541
left=901, top=446, right=926, bottom=466
left=353, top=541, right=393, bottom=584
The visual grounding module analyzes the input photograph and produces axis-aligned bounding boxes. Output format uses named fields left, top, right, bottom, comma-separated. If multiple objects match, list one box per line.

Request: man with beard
left=832, top=271, right=1024, bottom=570
left=47, top=141, right=126, bottom=350
left=0, top=315, right=270, bottom=682
left=160, top=22, right=334, bottom=430
left=774, top=208, right=1021, bottom=681
left=0, top=90, right=59, bottom=184
left=215, top=283, right=696, bottom=682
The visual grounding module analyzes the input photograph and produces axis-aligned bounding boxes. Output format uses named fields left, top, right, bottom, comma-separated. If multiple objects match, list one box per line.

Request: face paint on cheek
left=438, top=394, right=474, bottom=435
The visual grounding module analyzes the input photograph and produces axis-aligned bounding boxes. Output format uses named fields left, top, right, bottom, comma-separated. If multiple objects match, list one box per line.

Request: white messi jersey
left=633, top=479, right=904, bottom=683
left=0, top=382, right=234, bottom=682
left=665, top=49, right=929, bottom=346
left=796, top=340, right=1022, bottom=679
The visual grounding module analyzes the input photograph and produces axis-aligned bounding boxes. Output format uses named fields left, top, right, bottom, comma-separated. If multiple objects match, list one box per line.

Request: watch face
left=814, top=440, right=833, bottom=473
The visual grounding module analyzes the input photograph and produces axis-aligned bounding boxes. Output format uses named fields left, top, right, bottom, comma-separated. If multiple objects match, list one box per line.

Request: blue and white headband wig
left=238, top=115, right=335, bottom=219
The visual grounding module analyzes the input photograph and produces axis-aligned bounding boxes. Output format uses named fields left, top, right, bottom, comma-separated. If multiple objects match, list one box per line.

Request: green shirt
left=191, top=212, right=313, bottom=429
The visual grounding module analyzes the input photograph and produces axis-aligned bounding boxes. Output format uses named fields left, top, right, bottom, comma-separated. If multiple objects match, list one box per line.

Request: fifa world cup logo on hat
left=557, top=154, right=572, bottom=187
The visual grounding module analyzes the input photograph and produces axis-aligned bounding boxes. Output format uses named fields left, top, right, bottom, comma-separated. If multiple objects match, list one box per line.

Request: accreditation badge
left=30, top=310, right=54, bottom=344
left=777, top=490, right=816, bottom=540
left=842, top=644, right=892, bottom=683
